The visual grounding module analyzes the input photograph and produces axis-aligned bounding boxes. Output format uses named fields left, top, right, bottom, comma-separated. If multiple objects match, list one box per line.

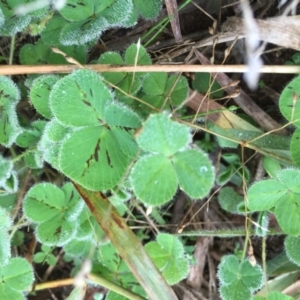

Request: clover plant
left=1, top=1, right=300, bottom=299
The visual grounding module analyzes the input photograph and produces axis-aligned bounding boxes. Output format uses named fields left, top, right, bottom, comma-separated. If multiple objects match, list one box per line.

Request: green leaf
left=59, top=126, right=137, bottom=191
left=64, top=238, right=95, bottom=258
left=164, top=75, right=189, bottom=106
left=0, top=76, right=22, bottom=147
left=59, top=15, right=108, bottom=46
left=0, top=76, right=20, bottom=106
left=75, top=206, right=107, bottom=243
left=0, top=13, right=31, bottom=36
left=130, top=154, right=178, bottom=206
left=218, top=187, right=244, bottom=214
left=137, top=113, right=190, bottom=156
left=275, top=193, right=300, bottom=236
left=33, top=252, right=47, bottom=264
left=279, top=75, right=300, bottom=127
left=0, top=206, right=12, bottom=230
left=23, top=183, right=83, bottom=246
left=0, top=283, right=24, bottom=300
left=58, top=0, right=103, bottom=22
left=192, top=72, right=224, bottom=99
left=0, top=193, right=17, bottom=211
left=218, top=255, right=263, bottom=299
left=115, top=74, right=142, bottom=104
left=291, top=128, right=300, bottom=167
left=50, top=69, right=113, bottom=127
left=49, top=45, right=87, bottom=64
left=277, top=168, right=300, bottom=193
left=285, top=236, right=300, bottom=266
left=0, top=101, right=22, bottom=147
left=220, top=281, right=251, bottom=300
left=104, top=102, right=141, bottom=128
left=142, top=72, right=168, bottom=96
left=24, top=183, right=66, bottom=223
left=263, top=156, right=282, bottom=178
left=216, top=165, right=234, bottom=185
left=2, top=172, right=18, bottom=194
left=101, top=0, right=133, bottom=25
left=122, top=6, right=138, bottom=27
left=0, top=207, right=11, bottom=266
left=0, top=230, right=10, bottom=266
left=145, top=233, right=189, bottom=285
left=16, top=120, right=46, bottom=148
left=11, top=231, right=24, bottom=247
left=0, top=257, right=34, bottom=291
left=125, top=43, right=152, bottom=76
left=133, top=0, right=162, bottom=19
left=41, top=16, right=67, bottom=46
left=19, top=40, right=51, bottom=65
left=43, top=119, right=70, bottom=143
left=172, top=149, right=215, bottom=199
left=247, top=179, right=287, bottom=211
left=0, top=155, right=13, bottom=186
left=0, top=7, right=4, bottom=28
left=98, top=52, right=126, bottom=85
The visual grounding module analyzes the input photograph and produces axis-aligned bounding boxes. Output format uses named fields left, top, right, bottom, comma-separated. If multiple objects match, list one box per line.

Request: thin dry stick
left=165, top=0, right=183, bottom=43
left=1, top=64, right=300, bottom=75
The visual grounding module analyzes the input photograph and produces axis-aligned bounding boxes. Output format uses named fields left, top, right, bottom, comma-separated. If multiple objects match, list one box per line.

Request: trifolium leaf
left=0, top=155, right=13, bottom=186
left=284, top=236, right=300, bottom=266
left=0, top=230, right=10, bottom=266
left=218, top=187, right=244, bottom=214
left=275, top=192, right=300, bottom=236
left=133, top=0, right=162, bottom=19
left=1, top=257, right=34, bottom=291
left=104, top=102, right=142, bottom=128
left=30, top=75, right=60, bottom=119
left=142, top=72, right=168, bottom=96
left=41, top=16, right=67, bottom=46
left=164, top=75, right=189, bottom=106
left=172, top=149, right=215, bottom=199
left=23, top=182, right=82, bottom=246
left=0, top=207, right=11, bottom=265
left=101, top=0, right=133, bottom=25
left=58, top=126, right=138, bottom=191
left=59, top=15, right=109, bottom=46
left=130, top=154, right=178, bottom=206
left=58, top=0, right=99, bottom=22
left=50, top=69, right=113, bottom=127
left=218, top=255, right=263, bottom=299
left=145, top=233, right=189, bottom=285
left=291, top=128, right=300, bottom=167
left=247, top=179, right=287, bottom=211
left=0, top=76, right=22, bottom=147
left=125, top=43, right=151, bottom=76
left=137, top=113, right=190, bottom=156
left=98, top=52, right=126, bottom=85
left=279, top=75, right=300, bottom=127
left=277, top=168, right=300, bottom=193
left=19, top=40, right=51, bottom=65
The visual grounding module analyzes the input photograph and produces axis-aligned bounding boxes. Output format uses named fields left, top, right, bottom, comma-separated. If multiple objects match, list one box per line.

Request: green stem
left=240, top=219, right=252, bottom=263
left=87, top=273, right=146, bottom=300
left=175, top=228, right=284, bottom=237
left=262, top=237, right=269, bottom=293
left=11, top=148, right=36, bottom=163
left=9, top=35, right=16, bottom=65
